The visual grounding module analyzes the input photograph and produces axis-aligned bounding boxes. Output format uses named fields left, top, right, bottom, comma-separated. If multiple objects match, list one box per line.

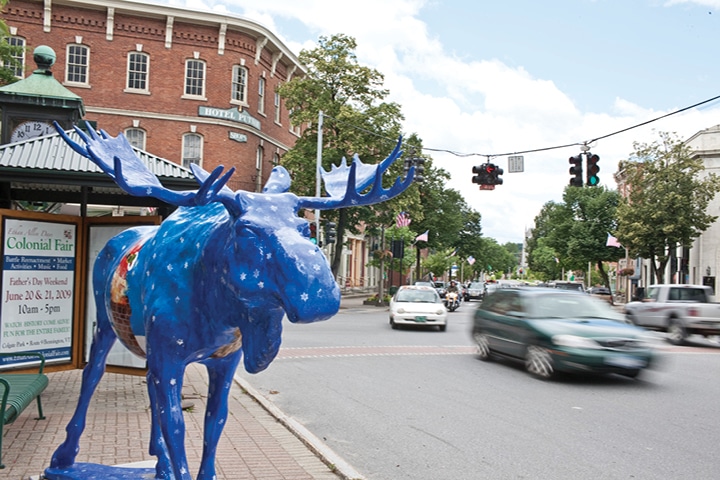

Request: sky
left=158, top=0, right=720, bottom=245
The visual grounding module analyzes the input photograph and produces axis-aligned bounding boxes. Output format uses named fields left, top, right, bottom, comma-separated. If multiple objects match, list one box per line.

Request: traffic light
left=569, top=155, right=583, bottom=187
left=586, top=153, right=600, bottom=186
left=403, top=157, right=412, bottom=176
left=391, top=239, right=404, bottom=259
left=309, top=222, right=317, bottom=245
left=324, top=221, right=337, bottom=245
left=472, top=164, right=489, bottom=184
left=412, top=157, right=425, bottom=183
left=487, top=163, right=503, bottom=185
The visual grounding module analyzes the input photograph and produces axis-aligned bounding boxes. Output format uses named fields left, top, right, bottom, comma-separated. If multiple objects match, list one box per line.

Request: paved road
left=239, top=303, right=720, bottom=480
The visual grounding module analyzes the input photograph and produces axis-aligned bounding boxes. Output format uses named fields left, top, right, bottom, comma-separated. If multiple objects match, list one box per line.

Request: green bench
left=0, top=352, right=48, bottom=469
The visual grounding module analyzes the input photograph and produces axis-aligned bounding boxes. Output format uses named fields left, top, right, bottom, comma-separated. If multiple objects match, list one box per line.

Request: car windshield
left=529, top=294, right=622, bottom=320
left=469, top=282, right=484, bottom=289
left=396, top=290, right=439, bottom=303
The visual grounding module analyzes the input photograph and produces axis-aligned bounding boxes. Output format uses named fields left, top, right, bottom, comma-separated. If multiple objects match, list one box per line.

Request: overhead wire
left=321, top=93, right=720, bottom=160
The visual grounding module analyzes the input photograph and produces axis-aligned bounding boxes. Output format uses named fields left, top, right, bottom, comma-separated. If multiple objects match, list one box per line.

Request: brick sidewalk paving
left=1, top=363, right=349, bottom=480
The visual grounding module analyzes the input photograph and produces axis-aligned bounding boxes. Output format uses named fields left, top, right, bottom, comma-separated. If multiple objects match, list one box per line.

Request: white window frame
left=274, top=90, right=281, bottom=124
left=257, top=77, right=265, bottom=115
left=183, top=59, right=206, bottom=100
left=124, top=128, right=146, bottom=150
left=182, top=133, right=203, bottom=169
left=4, top=36, right=25, bottom=78
left=65, top=44, right=90, bottom=86
left=125, top=52, right=149, bottom=93
left=231, top=65, right=248, bottom=105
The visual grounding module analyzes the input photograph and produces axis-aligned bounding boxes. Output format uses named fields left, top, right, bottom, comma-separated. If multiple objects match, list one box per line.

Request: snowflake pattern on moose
left=44, top=124, right=415, bottom=480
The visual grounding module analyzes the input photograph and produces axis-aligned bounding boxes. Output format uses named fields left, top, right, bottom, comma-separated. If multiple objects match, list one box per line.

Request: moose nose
left=285, top=280, right=341, bottom=323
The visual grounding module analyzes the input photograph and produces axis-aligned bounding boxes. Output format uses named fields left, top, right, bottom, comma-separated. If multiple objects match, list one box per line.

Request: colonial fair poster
left=1, top=217, right=76, bottom=366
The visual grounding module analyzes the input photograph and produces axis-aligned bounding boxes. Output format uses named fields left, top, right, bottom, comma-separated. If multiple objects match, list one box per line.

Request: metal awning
left=0, top=130, right=198, bottom=207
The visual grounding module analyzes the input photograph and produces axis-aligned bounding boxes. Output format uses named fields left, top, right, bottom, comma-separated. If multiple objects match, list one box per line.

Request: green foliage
left=0, top=3, right=25, bottom=87
left=277, top=33, right=414, bottom=275
left=616, top=131, right=720, bottom=283
left=526, top=186, right=620, bottom=289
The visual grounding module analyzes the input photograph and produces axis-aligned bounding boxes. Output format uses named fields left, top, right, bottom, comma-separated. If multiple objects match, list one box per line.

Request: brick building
left=3, top=0, right=304, bottom=192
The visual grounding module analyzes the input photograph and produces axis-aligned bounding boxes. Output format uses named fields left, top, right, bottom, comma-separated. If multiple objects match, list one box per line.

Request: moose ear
left=262, top=166, right=291, bottom=194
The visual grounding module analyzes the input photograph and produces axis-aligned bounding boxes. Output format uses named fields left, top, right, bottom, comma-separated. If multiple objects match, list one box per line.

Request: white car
left=389, top=285, right=448, bottom=331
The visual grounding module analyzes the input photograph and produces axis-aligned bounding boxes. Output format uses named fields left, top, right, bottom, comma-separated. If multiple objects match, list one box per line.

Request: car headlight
left=436, top=309, right=446, bottom=315
left=396, top=307, right=405, bottom=314
left=552, top=334, right=602, bottom=349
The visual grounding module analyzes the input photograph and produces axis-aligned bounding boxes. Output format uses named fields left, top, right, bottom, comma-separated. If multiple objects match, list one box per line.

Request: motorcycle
left=444, top=291, right=460, bottom=312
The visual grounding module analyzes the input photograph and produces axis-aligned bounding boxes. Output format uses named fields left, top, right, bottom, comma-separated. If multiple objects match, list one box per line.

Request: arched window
left=182, top=133, right=203, bottom=169
left=124, top=128, right=146, bottom=150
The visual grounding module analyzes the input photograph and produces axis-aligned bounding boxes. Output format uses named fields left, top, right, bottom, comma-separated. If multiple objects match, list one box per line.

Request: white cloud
left=152, top=0, right=720, bottom=244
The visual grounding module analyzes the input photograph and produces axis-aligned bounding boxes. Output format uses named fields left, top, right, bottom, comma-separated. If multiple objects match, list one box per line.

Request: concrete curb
left=233, top=374, right=366, bottom=480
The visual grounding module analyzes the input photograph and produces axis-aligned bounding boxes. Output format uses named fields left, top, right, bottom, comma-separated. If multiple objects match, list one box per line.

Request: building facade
left=2, top=0, right=379, bottom=294
left=687, top=124, right=720, bottom=293
left=4, top=0, right=303, bottom=192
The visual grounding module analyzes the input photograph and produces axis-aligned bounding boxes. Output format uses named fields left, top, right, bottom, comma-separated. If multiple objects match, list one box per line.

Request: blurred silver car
left=465, top=281, right=486, bottom=301
left=390, top=285, right=448, bottom=331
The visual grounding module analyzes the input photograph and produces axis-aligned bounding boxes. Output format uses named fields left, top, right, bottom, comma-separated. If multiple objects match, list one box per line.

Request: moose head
left=46, top=123, right=415, bottom=480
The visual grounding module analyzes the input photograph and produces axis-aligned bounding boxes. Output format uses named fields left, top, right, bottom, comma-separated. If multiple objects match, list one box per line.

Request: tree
left=527, top=186, right=620, bottom=291
left=0, top=0, right=24, bottom=86
left=277, top=33, right=417, bottom=276
left=616, top=131, right=720, bottom=283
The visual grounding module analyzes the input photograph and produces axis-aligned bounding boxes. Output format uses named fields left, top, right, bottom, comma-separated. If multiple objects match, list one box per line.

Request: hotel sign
left=198, top=106, right=261, bottom=130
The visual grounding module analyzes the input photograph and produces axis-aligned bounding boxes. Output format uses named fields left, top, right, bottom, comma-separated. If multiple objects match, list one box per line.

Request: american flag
left=396, top=212, right=411, bottom=228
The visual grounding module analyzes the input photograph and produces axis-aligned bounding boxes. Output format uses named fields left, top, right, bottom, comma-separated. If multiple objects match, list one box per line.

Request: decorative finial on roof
left=33, top=45, right=56, bottom=74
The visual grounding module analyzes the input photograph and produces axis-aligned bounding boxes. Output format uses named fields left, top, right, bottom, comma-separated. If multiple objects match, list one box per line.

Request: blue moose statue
left=45, top=124, right=415, bottom=480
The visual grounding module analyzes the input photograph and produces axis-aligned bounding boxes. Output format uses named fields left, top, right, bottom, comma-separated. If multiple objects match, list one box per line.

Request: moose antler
left=55, top=122, right=234, bottom=207
left=298, top=137, right=414, bottom=210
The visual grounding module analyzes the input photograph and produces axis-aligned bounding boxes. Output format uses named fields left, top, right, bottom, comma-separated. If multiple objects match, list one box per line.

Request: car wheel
left=473, top=332, right=492, bottom=361
left=439, top=324, right=447, bottom=332
left=526, top=345, right=555, bottom=379
left=667, top=319, right=687, bottom=345
left=621, top=369, right=641, bottom=379
left=390, top=318, right=398, bottom=330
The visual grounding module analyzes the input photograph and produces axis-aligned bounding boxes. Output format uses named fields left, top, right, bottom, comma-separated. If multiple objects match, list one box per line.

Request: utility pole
left=315, top=111, right=323, bottom=252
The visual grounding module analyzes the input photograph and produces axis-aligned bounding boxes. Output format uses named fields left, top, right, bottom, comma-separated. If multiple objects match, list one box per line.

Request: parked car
left=471, top=287, right=655, bottom=379
left=414, top=281, right=434, bottom=288
left=390, top=285, right=448, bottom=331
left=465, top=282, right=486, bottom=301
left=588, top=286, right=613, bottom=304
left=624, top=284, right=720, bottom=345
left=551, top=281, right=586, bottom=292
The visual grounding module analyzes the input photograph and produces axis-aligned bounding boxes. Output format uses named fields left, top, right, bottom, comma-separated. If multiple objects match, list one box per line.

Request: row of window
left=124, top=129, right=278, bottom=181
left=5, top=38, right=289, bottom=127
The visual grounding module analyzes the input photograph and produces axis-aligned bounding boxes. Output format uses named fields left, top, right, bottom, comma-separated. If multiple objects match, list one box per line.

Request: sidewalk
left=2, top=294, right=369, bottom=480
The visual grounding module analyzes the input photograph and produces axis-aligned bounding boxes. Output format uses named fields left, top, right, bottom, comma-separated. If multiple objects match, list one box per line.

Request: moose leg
left=50, top=315, right=117, bottom=468
left=147, top=356, right=192, bottom=480
left=197, top=352, right=242, bottom=480
left=147, top=372, right=173, bottom=479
